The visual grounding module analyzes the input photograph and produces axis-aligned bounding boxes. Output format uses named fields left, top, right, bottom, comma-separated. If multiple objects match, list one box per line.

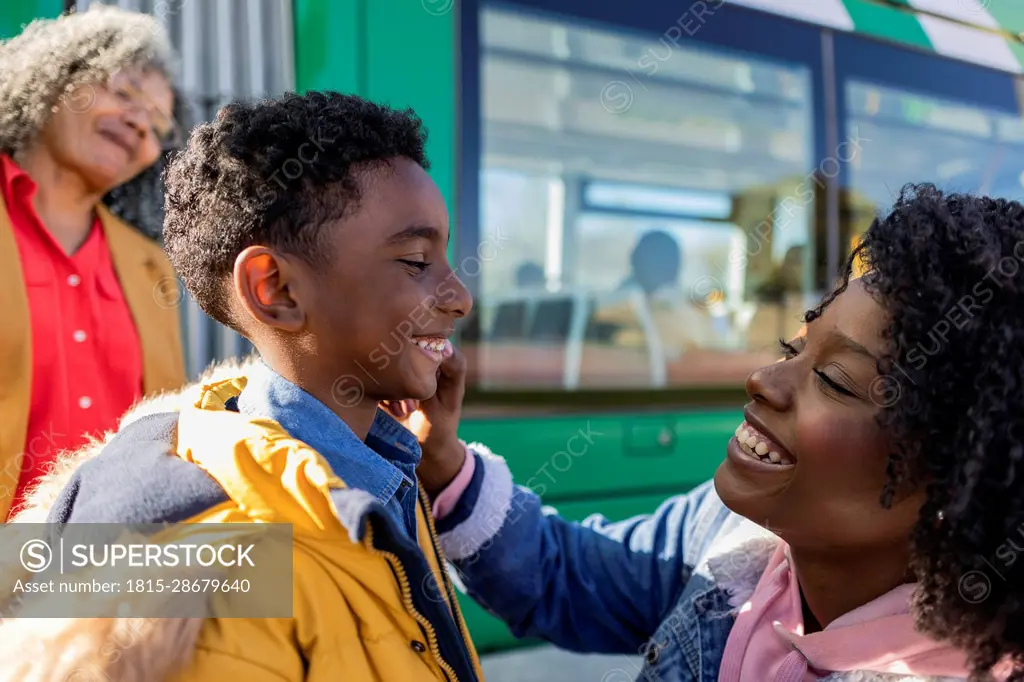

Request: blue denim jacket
left=237, top=360, right=423, bottom=539
left=435, top=444, right=965, bottom=682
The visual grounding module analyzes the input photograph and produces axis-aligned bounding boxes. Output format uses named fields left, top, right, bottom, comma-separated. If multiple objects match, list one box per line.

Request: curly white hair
left=0, top=3, right=188, bottom=240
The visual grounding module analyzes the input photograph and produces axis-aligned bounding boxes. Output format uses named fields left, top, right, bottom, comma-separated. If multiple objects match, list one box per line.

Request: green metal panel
left=364, top=2, right=457, bottom=264
left=293, top=0, right=360, bottom=94
left=293, top=0, right=457, bottom=262
left=0, top=0, right=62, bottom=39
left=457, top=409, right=741, bottom=501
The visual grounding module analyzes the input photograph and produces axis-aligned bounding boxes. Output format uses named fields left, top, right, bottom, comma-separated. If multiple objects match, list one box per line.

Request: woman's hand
left=380, top=347, right=468, bottom=497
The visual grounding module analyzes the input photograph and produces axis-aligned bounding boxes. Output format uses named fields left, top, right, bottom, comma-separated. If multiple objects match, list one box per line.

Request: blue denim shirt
left=236, top=360, right=423, bottom=539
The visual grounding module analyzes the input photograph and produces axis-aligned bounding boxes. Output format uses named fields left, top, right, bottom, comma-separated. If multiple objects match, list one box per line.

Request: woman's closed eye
left=779, top=338, right=802, bottom=359
left=778, top=338, right=858, bottom=398
left=813, top=368, right=857, bottom=397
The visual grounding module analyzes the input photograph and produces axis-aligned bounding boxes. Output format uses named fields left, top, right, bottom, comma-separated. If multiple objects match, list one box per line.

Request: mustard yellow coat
left=0, top=196, right=187, bottom=519
left=0, top=364, right=485, bottom=682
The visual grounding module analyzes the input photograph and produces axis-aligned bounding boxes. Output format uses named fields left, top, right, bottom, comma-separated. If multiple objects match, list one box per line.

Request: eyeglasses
left=107, top=76, right=183, bottom=150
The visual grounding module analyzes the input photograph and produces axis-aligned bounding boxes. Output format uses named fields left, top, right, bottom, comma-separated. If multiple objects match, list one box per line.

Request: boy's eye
left=398, top=259, right=429, bottom=271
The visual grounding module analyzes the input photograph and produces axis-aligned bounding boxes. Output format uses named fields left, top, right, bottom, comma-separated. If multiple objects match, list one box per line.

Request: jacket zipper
left=417, top=486, right=483, bottom=677
left=363, top=524, right=459, bottom=682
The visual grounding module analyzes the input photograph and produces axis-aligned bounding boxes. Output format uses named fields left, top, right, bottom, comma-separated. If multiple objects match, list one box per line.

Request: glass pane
left=467, top=7, right=818, bottom=391
left=844, top=80, right=1024, bottom=264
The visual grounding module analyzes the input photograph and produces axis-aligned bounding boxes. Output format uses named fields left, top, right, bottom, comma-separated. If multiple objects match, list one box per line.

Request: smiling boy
left=0, top=91, right=482, bottom=682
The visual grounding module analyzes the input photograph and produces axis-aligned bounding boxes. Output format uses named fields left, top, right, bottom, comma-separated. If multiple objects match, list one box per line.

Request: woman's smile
left=726, top=435, right=796, bottom=475
left=736, top=412, right=795, bottom=465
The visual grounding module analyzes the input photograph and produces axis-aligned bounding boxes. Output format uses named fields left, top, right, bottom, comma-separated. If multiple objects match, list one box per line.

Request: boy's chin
left=402, top=373, right=439, bottom=402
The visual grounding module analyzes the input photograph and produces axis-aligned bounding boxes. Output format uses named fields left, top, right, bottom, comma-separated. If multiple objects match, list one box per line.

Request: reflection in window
left=470, top=7, right=817, bottom=391
left=844, top=81, right=1024, bottom=256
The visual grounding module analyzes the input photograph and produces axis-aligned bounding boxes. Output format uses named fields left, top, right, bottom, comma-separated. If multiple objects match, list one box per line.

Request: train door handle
left=623, top=421, right=676, bottom=457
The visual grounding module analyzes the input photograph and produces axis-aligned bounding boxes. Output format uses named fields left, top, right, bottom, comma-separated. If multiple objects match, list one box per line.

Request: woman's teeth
left=734, top=422, right=793, bottom=466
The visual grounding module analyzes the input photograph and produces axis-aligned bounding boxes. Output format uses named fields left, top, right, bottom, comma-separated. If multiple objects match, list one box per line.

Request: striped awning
left=726, top=0, right=1024, bottom=74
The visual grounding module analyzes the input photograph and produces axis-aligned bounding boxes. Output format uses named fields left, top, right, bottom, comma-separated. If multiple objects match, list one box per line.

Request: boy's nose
left=440, top=273, right=473, bottom=319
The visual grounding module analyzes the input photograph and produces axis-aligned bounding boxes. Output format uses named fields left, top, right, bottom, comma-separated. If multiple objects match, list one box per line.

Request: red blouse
left=1, top=154, right=143, bottom=515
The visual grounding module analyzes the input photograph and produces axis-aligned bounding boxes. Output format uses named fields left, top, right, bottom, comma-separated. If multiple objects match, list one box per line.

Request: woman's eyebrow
left=834, top=331, right=878, bottom=361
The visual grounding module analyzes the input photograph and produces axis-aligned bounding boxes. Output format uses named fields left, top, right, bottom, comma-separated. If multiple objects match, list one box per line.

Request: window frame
left=833, top=31, right=1024, bottom=263
left=460, top=0, right=1024, bottom=406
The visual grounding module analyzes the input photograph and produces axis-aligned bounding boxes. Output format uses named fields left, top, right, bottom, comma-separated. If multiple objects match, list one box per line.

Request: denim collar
left=236, top=360, right=422, bottom=509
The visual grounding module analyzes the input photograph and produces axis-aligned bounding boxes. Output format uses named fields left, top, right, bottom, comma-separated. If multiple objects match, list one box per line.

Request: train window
left=844, top=79, right=1024, bottom=259
left=469, top=7, right=819, bottom=391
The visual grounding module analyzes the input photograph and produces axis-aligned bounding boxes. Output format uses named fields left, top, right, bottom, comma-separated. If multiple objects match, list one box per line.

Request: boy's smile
left=411, top=336, right=455, bottom=363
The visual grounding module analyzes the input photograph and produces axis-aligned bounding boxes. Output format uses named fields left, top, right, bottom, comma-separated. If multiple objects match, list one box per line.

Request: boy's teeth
left=415, top=338, right=447, bottom=352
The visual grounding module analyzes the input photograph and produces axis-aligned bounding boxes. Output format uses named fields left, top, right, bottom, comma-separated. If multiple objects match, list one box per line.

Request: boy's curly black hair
left=807, top=183, right=1024, bottom=680
left=162, top=90, right=429, bottom=332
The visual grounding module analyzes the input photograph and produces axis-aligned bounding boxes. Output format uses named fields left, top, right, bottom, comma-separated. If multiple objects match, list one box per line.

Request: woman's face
left=714, top=277, right=924, bottom=553
left=37, top=67, right=174, bottom=194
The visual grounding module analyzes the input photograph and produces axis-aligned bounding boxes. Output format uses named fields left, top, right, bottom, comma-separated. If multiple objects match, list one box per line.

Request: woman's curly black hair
left=0, top=4, right=191, bottom=240
left=806, top=183, right=1024, bottom=680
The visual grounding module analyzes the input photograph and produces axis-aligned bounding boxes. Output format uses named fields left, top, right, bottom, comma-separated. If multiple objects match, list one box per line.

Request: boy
left=0, top=91, right=481, bottom=682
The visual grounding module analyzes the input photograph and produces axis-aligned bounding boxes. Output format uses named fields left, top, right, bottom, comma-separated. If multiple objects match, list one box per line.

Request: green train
left=7, top=0, right=1024, bottom=653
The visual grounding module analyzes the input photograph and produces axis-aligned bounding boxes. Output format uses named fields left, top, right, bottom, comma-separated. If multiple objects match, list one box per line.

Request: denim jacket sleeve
left=434, top=442, right=727, bottom=655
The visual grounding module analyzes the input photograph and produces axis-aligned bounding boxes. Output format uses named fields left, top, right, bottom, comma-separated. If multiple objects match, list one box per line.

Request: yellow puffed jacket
left=0, top=359, right=484, bottom=682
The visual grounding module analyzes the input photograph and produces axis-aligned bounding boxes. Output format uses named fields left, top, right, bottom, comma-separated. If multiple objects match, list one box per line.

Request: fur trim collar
left=0, top=357, right=257, bottom=682
left=704, top=520, right=780, bottom=610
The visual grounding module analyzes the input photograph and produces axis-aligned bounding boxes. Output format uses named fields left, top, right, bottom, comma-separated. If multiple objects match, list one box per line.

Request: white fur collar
left=0, top=357, right=257, bottom=682
left=703, top=518, right=780, bottom=609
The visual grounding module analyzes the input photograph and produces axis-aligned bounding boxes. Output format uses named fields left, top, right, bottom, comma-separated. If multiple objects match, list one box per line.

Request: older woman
left=0, top=5, right=187, bottom=519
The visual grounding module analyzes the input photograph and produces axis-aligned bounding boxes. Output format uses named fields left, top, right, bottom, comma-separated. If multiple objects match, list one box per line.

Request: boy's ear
left=232, top=246, right=306, bottom=333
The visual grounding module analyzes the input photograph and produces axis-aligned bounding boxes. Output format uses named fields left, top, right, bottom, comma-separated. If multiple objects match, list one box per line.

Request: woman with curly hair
left=0, top=5, right=187, bottom=519
left=391, top=182, right=1024, bottom=680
